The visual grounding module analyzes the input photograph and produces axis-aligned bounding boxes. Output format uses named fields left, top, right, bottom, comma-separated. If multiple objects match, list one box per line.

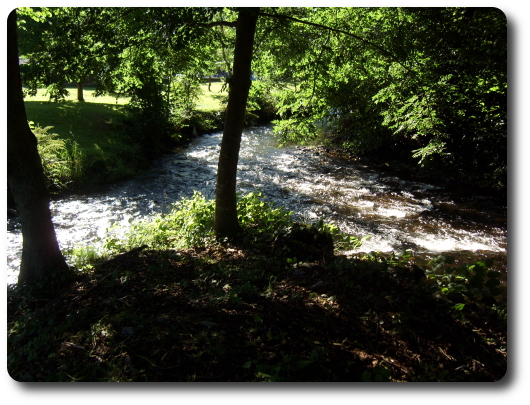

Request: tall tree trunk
left=7, top=10, right=69, bottom=285
left=77, top=81, right=84, bottom=101
left=213, top=8, right=259, bottom=236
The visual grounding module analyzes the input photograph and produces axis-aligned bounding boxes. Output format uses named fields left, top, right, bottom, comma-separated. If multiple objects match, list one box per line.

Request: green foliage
left=101, top=191, right=362, bottom=259
left=312, top=218, right=369, bottom=251
left=44, top=83, right=70, bottom=103
left=104, top=191, right=216, bottom=253
left=19, top=7, right=223, bottom=158
left=64, top=245, right=102, bottom=271
left=123, top=76, right=174, bottom=156
left=257, top=7, right=506, bottom=188
left=103, top=191, right=293, bottom=253
left=411, top=140, right=451, bottom=166
left=245, top=80, right=278, bottom=124
left=273, top=118, right=320, bottom=146
left=33, top=123, right=86, bottom=189
left=236, top=191, right=293, bottom=241
left=172, top=73, right=203, bottom=116
left=426, top=255, right=505, bottom=316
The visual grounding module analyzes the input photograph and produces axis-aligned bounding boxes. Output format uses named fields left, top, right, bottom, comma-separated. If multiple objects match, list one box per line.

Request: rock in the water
left=292, top=262, right=321, bottom=277
left=292, top=268, right=306, bottom=277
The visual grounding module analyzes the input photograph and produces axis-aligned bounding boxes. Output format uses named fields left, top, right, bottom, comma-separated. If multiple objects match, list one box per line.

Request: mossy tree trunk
left=7, top=10, right=69, bottom=285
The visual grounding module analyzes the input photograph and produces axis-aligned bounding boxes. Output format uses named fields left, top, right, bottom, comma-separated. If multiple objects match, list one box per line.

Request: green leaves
left=236, top=191, right=293, bottom=240
left=412, top=141, right=450, bottom=166
left=260, top=7, right=506, bottom=188
left=427, top=255, right=504, bottom=310
left=102, top=191, right=294, bottom=254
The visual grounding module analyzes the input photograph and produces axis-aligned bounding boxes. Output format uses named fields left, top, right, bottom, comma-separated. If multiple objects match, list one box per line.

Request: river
left=6, top=126, right=507, bottom=285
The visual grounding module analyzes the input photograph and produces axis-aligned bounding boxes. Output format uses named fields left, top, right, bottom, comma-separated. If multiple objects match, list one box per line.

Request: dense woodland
left=7, top=7, right=507, bottom=382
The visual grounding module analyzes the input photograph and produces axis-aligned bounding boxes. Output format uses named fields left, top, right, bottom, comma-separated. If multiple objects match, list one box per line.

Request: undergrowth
left=7, top=193, right=507, bottom=382
left=100, top=191, right=364, bottom=256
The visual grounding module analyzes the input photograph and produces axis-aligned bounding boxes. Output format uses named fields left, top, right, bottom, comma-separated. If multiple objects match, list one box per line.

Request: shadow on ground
left=7, top=243, right=507, bottom=382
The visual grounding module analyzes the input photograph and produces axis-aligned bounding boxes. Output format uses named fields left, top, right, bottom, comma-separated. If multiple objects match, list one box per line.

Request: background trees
left=258, top=7, right=506, bottom=187
left=17, top=7, right=221, bottom=155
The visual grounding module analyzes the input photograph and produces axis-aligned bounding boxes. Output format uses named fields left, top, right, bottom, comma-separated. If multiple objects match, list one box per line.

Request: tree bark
left=213, top=8, right=259, bottom=236
left=7, top=10, right=69, bottom=285
left=77, top=81, right=84, bottom=101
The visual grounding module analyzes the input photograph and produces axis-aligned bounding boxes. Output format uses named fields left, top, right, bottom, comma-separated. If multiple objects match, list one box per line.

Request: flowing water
left=6, top=126, right=507, bottom=285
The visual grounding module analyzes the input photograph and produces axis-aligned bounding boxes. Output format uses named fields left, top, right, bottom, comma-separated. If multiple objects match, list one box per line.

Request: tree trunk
left=213, top=8, right=259, bottom=236
left=77, top=81, right=84, bottom=101
left=7, top=10, right=69, bottom=285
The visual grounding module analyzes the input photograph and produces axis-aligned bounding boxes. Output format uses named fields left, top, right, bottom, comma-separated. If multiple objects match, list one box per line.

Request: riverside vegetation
left=8, top=191, right=507, bottom=381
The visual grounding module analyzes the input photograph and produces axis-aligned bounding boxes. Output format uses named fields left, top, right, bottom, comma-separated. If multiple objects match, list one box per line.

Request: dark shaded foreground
left=7, top=244, right=506, bottom=382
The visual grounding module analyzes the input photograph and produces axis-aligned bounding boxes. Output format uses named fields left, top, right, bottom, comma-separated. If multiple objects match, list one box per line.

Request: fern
left=32, top=122, right=85, bottom=188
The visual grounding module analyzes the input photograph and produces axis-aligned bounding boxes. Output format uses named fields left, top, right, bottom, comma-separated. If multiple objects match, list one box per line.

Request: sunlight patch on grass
left=24, top=86, right=130, bottom=105
left=197, top=81, right=227, bottom=112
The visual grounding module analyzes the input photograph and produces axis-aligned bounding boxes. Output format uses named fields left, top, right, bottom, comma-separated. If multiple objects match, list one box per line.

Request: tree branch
left=195, top=21, right=237, bottom=29
left=259, top=11, right=407, bottom=69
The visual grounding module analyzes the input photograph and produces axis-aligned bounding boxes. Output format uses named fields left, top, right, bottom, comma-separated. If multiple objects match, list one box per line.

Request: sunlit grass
left=24, top=85, right=130, bottom=104
left=25, top=100, right=129, bottom=150
left=24, top=81, right=233, bottom=112
left=197, top=81, right=227, bottom=111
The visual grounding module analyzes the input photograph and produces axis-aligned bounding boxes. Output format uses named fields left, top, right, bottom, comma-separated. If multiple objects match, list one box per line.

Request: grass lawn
left=24, top=82, right=228, bottom=110
left=197, top=81, right=228, bottom=111
left=25, top=85, right=131, bottom=104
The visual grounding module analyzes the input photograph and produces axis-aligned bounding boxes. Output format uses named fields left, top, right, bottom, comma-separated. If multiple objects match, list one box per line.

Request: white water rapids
left=6, top=126, right=507, bottom=284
